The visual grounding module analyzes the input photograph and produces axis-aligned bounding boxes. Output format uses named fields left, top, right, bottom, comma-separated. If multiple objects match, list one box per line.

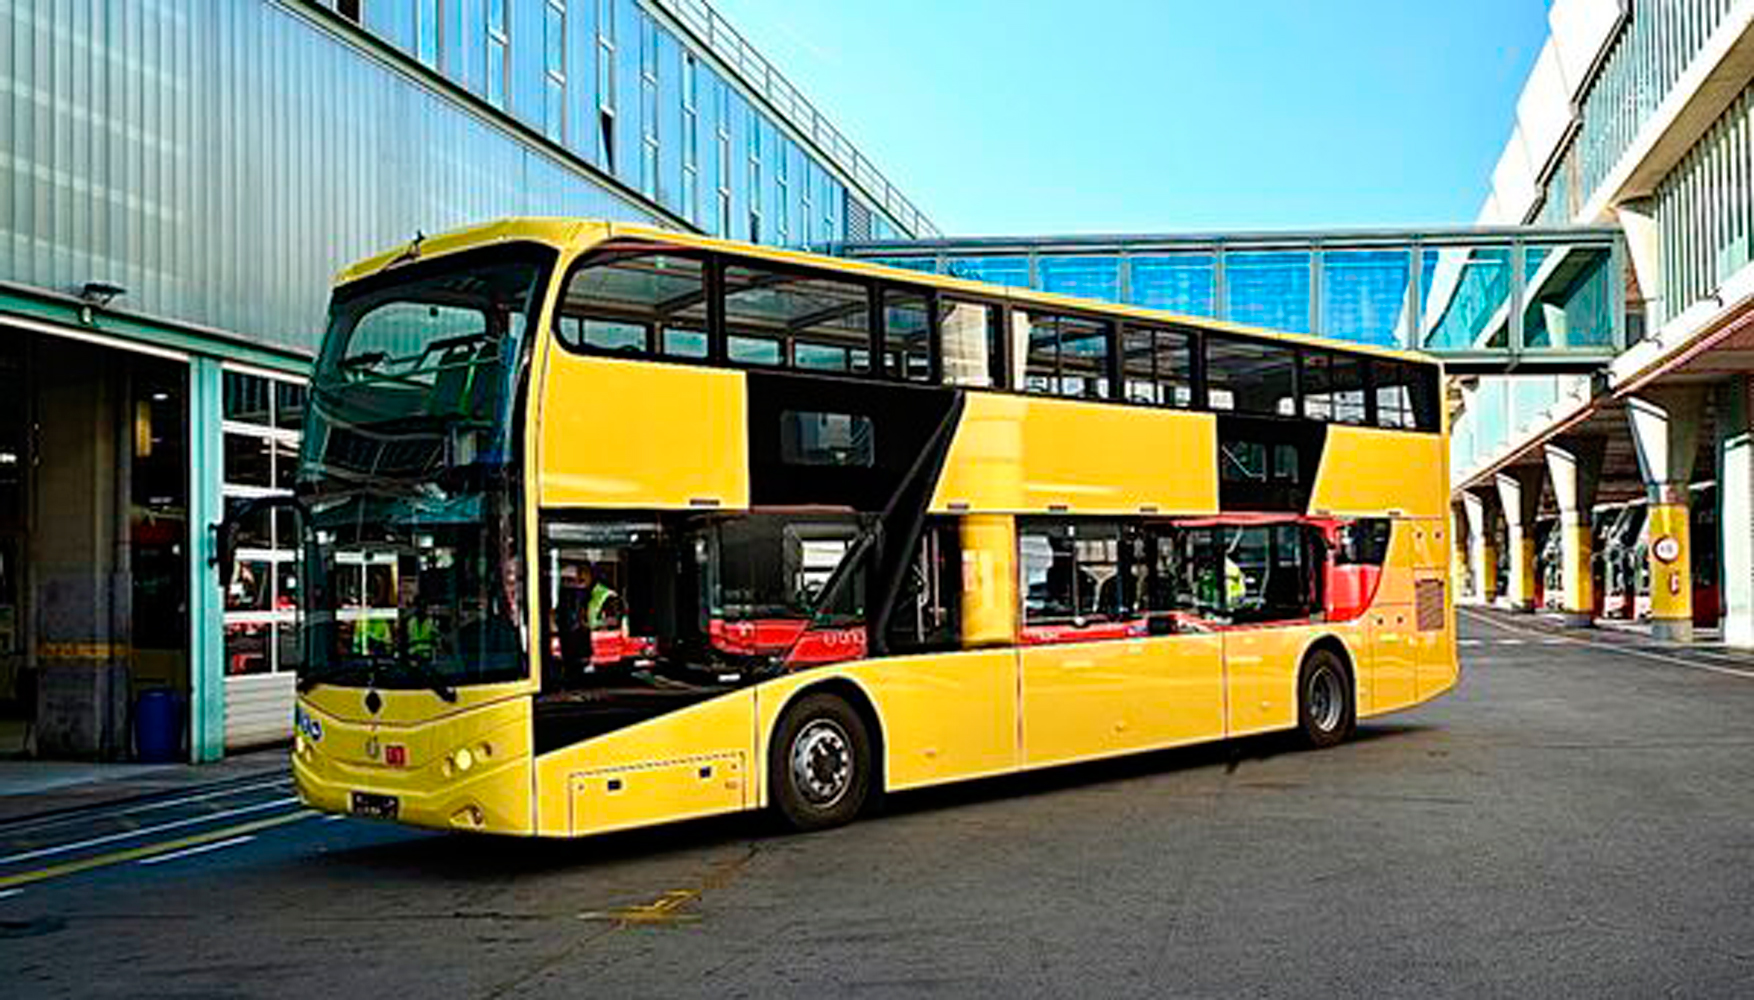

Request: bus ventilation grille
left=1415, top=579, right=1446, bottom=632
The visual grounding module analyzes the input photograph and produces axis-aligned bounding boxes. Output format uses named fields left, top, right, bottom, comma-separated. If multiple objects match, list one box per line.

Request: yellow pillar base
left=1509, top=535, right=1537, bottom=611
left=1480, top=543, right=1500, bottom=604
left=1561, top=517, right=1594, bottom=626
left=1646, top=502, right=1692, bottom=642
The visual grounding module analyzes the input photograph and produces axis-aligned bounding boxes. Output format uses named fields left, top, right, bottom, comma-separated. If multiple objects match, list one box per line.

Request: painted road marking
left=0, top=797, right=298, bottom=867
left=1458, top=639, right=1482, bottom=647
left=0, top=777, right=294, bottom=839
left=1459, top=608, right=1754, bottom=681
left=0, top=811, right=314, bottom=890
left=1498, top=639, right=1525, bottom=646
left=0, top=888, right=21, bottom=900
left=137, top=835, right=256, bottom=867
left=578, top=851, right=755, bottom=928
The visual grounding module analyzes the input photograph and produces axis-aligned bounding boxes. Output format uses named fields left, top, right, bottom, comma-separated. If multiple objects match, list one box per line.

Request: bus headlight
left=452, top=747, right=474, bottom=773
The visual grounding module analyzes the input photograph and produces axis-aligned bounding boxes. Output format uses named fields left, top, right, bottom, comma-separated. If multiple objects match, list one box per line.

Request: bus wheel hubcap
left=1310, top=667, right=1343, bottom=732
left=791, top=720, right=852, bottom=808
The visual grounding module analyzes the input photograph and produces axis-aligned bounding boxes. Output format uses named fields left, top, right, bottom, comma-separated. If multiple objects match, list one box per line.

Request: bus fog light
left=450, top=804, right=484, bottom=828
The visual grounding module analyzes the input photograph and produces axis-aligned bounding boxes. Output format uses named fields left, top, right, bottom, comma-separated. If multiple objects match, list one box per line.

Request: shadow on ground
left=304, top=721, right=1434, bottom=883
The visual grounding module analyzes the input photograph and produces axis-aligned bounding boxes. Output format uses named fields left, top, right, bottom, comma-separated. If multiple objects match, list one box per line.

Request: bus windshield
left=294, top=244, right=555, bottom=693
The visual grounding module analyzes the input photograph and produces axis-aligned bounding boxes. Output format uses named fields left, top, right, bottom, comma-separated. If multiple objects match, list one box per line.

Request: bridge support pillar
left=1629, top=389, right=1705, bottom=643
left=1461, top=490, right=1499, bottom=605
left=1544, top=439, right=1604, bottom=628
left=1494, top=467, right=1544, bottom=612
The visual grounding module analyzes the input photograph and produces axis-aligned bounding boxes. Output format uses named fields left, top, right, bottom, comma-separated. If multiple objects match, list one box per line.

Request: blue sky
left=711, top=0, right=1551, bottom=236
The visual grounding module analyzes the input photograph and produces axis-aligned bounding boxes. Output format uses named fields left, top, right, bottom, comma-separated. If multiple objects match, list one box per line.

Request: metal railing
left=651, top=0, right=940, bottom=239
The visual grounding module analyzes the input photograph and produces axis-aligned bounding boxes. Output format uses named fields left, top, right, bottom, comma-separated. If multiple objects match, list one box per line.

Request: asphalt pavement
left=4, top=609, right=1754, bottom=998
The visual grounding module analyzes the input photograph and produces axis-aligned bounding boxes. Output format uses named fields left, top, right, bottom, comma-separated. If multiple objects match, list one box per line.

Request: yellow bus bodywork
left=291, top=220, right=1459, bottom=838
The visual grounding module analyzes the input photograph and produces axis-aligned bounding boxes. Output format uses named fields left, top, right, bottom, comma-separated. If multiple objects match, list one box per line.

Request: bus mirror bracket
left=214, top=494, right=312, bottom=588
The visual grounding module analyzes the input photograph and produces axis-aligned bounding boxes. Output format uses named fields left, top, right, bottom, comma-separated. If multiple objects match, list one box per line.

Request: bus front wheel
left=771, top=692, right=872, bottom=831
left=1298, top=648, right=1355, bottom=749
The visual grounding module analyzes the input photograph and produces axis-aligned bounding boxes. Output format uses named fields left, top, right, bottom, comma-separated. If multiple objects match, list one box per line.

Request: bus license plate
left=350, top=791, right=399, bottom=820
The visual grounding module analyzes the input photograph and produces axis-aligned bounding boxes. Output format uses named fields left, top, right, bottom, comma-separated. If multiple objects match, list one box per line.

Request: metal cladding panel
left=0, top=0, right=665, bottom=355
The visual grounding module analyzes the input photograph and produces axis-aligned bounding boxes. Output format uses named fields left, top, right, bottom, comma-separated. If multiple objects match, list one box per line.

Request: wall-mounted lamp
left=76, top=280, right=127, bottom=324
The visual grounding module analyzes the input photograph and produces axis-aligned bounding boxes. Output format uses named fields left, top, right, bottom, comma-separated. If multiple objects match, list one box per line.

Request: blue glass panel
left=947, top=256, right=1030, bottom=288
left=1039, top=256, right=1119, bottom=302
left=1320, top=250, right=1410, bottom=347
left=1523, top=244, right=1616, bottom=349
left=486, top=38, right=506, bottom=108
left=1128, top=254, right=1214, bottom=317
left=544, top=78, right=564, bottom=142
left=1226, top=252, right=1311, bottom=333
left=545, top=4, right=564, bottom=74
left=1420, top=246, right=1511, bottom=351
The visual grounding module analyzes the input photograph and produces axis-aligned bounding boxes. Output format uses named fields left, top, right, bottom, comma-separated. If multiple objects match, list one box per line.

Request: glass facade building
left=0, top=0, right=935, bottom=760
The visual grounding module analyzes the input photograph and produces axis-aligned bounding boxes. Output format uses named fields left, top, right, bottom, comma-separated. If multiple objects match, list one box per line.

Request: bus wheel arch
left=1297, top=637, right=1356, bottom=749
left=767, top=678, right=885, bottom=831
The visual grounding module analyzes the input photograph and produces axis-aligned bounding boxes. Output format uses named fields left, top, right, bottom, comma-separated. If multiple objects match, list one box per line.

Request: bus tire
left=770, top=692, right=872, bottom=832
left=1297, top=647, right=1354, bottom=749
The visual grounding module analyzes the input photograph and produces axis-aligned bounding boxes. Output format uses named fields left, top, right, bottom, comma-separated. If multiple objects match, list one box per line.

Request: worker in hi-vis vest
left=558, top=561, right=621, bottom=680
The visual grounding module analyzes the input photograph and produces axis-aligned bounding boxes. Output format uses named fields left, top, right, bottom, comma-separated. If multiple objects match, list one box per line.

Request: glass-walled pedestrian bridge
left=832, top=227, right=1627, bottom=373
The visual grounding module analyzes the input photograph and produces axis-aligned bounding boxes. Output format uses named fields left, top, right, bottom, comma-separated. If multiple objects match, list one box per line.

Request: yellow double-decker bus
left=246, top=219, right=1457, bottom=837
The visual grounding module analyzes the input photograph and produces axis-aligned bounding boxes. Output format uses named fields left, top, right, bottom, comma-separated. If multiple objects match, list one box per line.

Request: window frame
left=545, top=243, right=1443, bottom=436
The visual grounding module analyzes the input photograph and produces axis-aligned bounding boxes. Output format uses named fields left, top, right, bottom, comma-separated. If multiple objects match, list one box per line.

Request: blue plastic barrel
left=135, top=689, right=182, bottom=763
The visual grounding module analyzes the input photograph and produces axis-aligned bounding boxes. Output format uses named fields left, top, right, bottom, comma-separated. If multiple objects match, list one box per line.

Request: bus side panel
left=754, top=650, right=1021, bottom=799
left=1308, top=427, right=1448, bottom=519
left=1222, top=625, right=1359, bottom=737
left=531, top=689, right=756, bottom=837
left=1415, top=573, right=1459, bottom=701
left=1018, top=635, right=1224, bottom=767
left=538, top=353, right=750, bottom=510
left=930, top=394, right=1220, bottom=516
left=1410, top=515, right=1459, bottom=701
left=1364, top=520, right=1422, bottom=713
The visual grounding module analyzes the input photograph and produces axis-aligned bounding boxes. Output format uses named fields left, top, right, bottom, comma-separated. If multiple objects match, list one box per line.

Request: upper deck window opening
left=722, top=263, right=872, bottom=375
left=1018, top=311, right=1111, bottom=401
left=554, top=253, right=708, bottom=358
left=883, top=289, right=933, bottom=383
left=1374, top=360, right=1439, bottom=431
left=1206, top=336, right=1295, bottom=417
left=1121, top=325, right=1193, bottom=408
left=1302, top=350, right=1368, bottom=424
left=938, top=298, right=1000, bottom=389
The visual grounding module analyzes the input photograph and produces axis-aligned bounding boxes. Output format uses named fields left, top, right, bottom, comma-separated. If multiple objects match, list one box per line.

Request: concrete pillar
left=1494, top=466, right=1544, bottom=611
left=1614, top=199, right=1664, bottom=332
left=1628, top=388, right=1705, bottom=642
left=1461, top=490, right=1499, bottom=604
left=1718, top=376, right=1754, bottom=647
left=1544, top=438, right=1605, bottom=628
left=31, top=341, right=128, bottom=758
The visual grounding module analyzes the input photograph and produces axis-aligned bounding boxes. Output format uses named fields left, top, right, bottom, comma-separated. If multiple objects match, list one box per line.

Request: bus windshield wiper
left=392, top=654, right=459, bottom=703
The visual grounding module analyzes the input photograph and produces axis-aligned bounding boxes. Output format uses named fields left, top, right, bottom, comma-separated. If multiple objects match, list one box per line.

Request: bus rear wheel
left=1298, top=648, right=1355, bottom=749
left=771, top=692, right=872, bottom=832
